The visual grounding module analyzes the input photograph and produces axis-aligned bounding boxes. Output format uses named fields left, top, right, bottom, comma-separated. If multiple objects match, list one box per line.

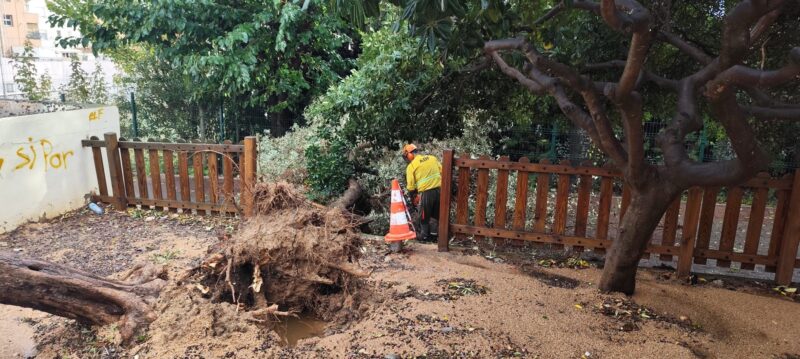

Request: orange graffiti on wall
left=88, top=108, right=105, bottom=121
left=13, top=137, right=74, bottom=171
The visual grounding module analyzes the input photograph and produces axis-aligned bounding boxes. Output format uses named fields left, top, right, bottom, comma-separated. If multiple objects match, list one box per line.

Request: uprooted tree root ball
left=185, top=182, right=370, bottom=323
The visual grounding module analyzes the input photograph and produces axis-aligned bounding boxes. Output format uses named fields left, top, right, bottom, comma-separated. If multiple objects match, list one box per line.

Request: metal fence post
left=218, top=102, right=225, bottom=142
left=697, top=125, right=707, bottom=162
left=130, top=92, right=139, bottom=138
left=548, top=123, right=558, bottom=162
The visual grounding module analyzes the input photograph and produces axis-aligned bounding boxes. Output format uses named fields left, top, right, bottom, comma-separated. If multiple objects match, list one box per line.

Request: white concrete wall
left=0, top=105, right=119, bottom=233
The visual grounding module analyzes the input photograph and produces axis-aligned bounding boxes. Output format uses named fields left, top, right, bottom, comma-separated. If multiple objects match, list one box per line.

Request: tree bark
left=331, top=178, right=364, bottom=211
left=0, top=252, right=166, bottom=343
left=599, top=185, right=679, bottom=294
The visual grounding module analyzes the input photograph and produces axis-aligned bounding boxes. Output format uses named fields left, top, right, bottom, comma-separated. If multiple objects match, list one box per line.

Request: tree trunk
left=331, top=178, right=364, bottom=211
left=599, top=185, right=679, bottom=294
left=0, top=252, right=166, bottom=343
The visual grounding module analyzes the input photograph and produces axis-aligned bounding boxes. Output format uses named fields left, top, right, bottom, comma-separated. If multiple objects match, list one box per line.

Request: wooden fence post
left=438, top=150, right=454, bottom=252
left=775, top=169, right=800, bottom=285
left=677, top=187, right=703, bottom=277
left=103, top=132, right=127, bottom=211
left=242, top=136, right=257, bottom=217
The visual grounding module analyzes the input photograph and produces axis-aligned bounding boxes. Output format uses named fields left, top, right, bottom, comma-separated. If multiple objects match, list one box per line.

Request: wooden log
left=0, top=252, right=165, bottom=344
left=718, top=186, right=744, bottom=268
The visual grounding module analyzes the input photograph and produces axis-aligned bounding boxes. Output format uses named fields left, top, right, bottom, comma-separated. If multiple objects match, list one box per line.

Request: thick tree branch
left=745, top=106, right=800, bottom=120
left=607, top=85, right=647, bottom=181
left=485, top=38, right=628, bottom=166
left=707, top=47, right=800, bottom=97
left=750, top=6, right=783, bottom=41
left=533, top=1, right=566, bottom=26
left=656, top=30, right=714, bottom=64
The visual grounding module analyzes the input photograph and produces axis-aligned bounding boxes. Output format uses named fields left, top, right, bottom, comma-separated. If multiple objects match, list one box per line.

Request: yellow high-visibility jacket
left=405, top=154, right=442, bottom=192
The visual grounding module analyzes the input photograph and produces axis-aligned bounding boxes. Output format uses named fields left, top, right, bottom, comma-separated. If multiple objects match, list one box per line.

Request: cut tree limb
left=0, top=252, right=166, bottom=343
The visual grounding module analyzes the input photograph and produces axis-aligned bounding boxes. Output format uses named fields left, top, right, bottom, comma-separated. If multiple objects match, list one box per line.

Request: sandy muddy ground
left=0, top=209, right=798, bottom=359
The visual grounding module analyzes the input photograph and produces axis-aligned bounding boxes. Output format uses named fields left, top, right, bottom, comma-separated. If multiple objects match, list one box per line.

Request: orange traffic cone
left=385, top=179, right=417, bottom=242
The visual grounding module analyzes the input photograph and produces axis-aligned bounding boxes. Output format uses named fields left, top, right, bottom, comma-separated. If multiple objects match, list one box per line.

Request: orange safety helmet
left=402, top=144, right=418, bottom=161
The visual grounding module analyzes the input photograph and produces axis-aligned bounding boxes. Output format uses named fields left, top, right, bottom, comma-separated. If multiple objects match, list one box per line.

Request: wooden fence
left=436, top=150, right=800, bottom=285
left=82, top=132, right=257, bottom=216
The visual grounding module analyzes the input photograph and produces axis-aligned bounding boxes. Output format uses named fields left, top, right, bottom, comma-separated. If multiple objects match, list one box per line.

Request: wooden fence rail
left=437, top=150, right=800, bottom=285
left=82, top=132, right=257, bottom=216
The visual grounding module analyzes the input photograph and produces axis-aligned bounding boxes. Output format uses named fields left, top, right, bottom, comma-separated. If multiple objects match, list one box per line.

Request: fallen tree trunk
left=330, top=178, right=364, bottom=211
left=0, top=252, right=166, bottom=343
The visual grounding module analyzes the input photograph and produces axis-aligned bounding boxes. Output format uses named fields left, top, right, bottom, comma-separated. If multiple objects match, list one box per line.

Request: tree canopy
left=49, top=0, right=357, bottom=117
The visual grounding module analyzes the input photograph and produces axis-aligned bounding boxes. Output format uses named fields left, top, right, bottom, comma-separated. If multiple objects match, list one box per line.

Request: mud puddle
left=273, top=314, right=328, bottom=347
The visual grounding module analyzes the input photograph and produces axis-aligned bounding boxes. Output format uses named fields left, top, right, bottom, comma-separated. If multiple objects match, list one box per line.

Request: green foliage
left=305, top=27, right=448, bottom=149
left=63, top=54, right=90, bottom=103
left=257, top=124, right=314, bottom=185
left=109, top=46, right=206, bottom=139
left=39, top=72, right=53, bottom=99
left=12, top=42, right=50, bottom=101
left=305, top=136, right=354, bottom=202
left=49, top=0, right=356, bottom=118
left=89, top=62, right=109, bottom=104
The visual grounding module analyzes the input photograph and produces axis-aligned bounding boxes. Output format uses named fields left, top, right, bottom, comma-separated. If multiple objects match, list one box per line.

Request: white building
left=0, top=0, right=118, bottom=101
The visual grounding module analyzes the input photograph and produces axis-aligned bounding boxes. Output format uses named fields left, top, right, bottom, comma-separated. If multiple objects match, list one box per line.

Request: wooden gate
left=436, top=150, right=800, bottom=285
left=82, top=132, right=257, bottom=216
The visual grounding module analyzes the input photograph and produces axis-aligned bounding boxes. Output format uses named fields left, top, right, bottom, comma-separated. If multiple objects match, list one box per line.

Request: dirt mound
left=193, top=182, right=369, bottom=322
left=127, top=183, right=371, bottom=356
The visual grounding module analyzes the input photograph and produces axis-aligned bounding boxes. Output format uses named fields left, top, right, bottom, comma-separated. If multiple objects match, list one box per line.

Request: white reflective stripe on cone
left=390, top=212, right=408, bottom=225
left=391, top=190, right=403, bottom=203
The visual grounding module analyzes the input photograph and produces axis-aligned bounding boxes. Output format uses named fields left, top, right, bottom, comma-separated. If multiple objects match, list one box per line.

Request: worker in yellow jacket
left=402, top=144, right=442, bottom=242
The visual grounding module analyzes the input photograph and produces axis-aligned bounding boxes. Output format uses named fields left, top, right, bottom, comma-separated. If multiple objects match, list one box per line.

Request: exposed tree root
left=183, top=182, right=370, bottom=323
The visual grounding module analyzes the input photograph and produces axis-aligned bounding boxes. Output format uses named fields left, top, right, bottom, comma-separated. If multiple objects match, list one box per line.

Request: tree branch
left=745, top=106, right=800, bottom=120
left=707, top=47, right=800, bottom=98
left=485, top=38, right=628, bottom=166
left=533, top=1, right=566, bottom=26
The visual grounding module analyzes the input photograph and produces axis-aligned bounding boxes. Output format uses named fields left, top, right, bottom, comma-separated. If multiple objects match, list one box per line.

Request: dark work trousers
left=419, top=187, right=440, bottom=242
